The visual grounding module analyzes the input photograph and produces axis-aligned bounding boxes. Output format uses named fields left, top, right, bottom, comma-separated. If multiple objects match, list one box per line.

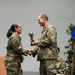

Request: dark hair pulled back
left=6, top=24, right=18, bottom=38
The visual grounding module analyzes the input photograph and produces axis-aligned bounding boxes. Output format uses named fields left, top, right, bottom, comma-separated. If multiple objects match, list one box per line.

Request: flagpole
left=70, top=27, right=75, bottom=75
left=71, top=39, right=75, bottom=75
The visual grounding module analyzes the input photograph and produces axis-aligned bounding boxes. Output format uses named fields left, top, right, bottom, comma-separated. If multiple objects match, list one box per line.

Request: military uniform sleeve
left=32, top=46, right=39, bottom=57
left=11, top=36, right=28, bottom=56
left=38, top=27, right=57, bottom=47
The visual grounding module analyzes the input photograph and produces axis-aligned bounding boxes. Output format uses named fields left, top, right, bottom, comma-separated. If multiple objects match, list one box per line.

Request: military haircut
left=40, top=13, right=48, bottom=21
left=57, top=47, right=60, bottom=52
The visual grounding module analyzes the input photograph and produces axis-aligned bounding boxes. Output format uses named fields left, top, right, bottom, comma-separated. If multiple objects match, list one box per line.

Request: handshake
left=28, top=50, right=33, bottom=56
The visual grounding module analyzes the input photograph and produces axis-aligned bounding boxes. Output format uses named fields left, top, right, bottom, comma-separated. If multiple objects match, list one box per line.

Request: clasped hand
left=28, top=50, right=33, bottom=56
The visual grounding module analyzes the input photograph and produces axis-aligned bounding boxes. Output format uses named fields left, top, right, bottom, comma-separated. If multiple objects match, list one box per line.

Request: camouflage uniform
left=49, top=56, right=66, bottom=75
left=55, top=56, right=66, bottom=75
left=4, top=33, right=28, bottom=75
left=33, top=24, right=58, bottom=75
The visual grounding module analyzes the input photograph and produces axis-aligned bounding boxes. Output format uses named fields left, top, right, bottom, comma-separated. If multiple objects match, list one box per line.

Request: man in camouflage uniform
left=49, top=56, right=66, bottom=75
left=4, top=24, right=31, bottom=75
left=55, top=47, right=66, bottom=75
left=55, top=56, right=66, bottom=75
left=31, top=13, right=58, bottom=75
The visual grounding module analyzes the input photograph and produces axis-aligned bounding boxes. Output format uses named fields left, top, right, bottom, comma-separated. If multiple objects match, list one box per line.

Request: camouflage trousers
left=39, top=60, right=57, bottom=75
left=4, top=61, right=21, bottom=75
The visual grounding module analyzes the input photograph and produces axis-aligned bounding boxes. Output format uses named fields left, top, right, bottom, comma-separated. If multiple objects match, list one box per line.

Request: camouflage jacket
left=56, top=56, right=66, bottom=74
left=33, top=24, right=58, bottom=61
left=47, top=56, right=66, bottom=75
left=5, top=33, right=28, bottom=63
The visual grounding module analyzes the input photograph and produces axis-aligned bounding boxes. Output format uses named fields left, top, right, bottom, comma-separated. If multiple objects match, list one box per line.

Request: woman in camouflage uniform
left=4, top=24, right=30, bottom=75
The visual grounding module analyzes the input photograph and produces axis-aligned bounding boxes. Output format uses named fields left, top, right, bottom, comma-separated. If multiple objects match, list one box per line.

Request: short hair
left=21, top=69, right=23, bottom=74
left=57, top=47, right=60, bottom=52
left=40, top=13, right=48, bottom=21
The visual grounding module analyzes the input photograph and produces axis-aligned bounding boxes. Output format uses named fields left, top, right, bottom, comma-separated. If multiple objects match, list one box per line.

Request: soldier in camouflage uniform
left=55, top=47, right=66, bottom=75
left=55, top=56, right=66, bottom=75
left=4, top=24, right=31, bottom=75
left=49, top=56, right=66, bottom=75
left=31, top=13, right=58, bottom=75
